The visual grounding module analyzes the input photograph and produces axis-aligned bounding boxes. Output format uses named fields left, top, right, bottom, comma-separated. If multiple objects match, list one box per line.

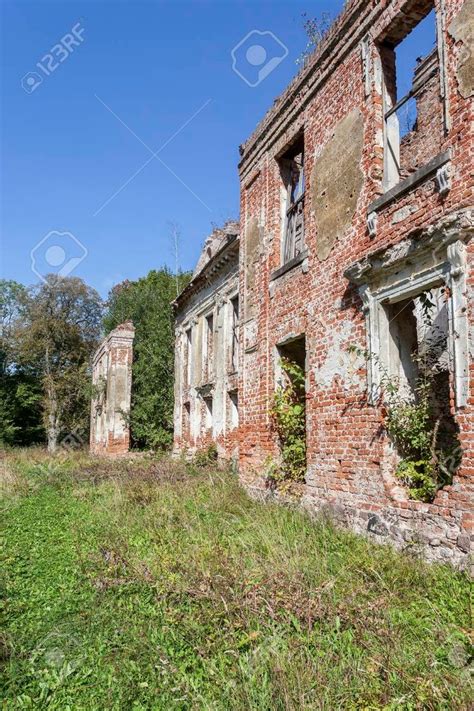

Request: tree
left=0, top=280, right=43, bottom=446
left=104, top=268, right=191, bottom=450
left=15, top=276, right=103, bottom=452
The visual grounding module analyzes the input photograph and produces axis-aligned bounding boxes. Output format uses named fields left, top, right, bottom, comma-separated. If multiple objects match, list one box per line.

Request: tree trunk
left=45, top=375, right=60, bottom=453
left=47, top=408, right=59, bottom=453
left=44, top=344, right=60, bottom=453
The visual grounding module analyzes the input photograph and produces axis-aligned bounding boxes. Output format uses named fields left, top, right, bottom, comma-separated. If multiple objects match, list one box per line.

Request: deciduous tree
left=16, top=276, right=103, bottom=452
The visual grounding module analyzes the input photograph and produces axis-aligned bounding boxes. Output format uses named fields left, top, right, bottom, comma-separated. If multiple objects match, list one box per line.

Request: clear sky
left=1, top=0, right=435, bottom=297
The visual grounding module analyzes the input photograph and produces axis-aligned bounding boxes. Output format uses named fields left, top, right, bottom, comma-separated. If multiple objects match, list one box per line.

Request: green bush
left=395, top=459, right=437, bottom=501
left=269, top=358, right=306, bottom=488
left=193, top=443, right=218, bottom=468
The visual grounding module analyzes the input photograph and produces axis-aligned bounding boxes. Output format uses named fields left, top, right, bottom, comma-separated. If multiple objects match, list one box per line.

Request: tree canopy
left=0, top=280, right=43, bottom=446
left=104, top=268, right=191, bottom=450
left=0, top=276, right=102, bottom=450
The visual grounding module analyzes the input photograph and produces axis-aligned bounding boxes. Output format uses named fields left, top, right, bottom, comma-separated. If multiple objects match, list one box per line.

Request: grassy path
left=0, top=455, right=472, bottom=709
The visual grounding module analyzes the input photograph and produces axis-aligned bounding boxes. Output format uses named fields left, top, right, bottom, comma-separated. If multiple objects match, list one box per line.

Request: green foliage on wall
left=269, top=358, right=306, bottom=489
left=349, top=292, right=462, bottom=502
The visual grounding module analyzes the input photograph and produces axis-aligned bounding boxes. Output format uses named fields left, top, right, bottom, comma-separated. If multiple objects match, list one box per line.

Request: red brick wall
left=237, top=0, right=473, bottom=566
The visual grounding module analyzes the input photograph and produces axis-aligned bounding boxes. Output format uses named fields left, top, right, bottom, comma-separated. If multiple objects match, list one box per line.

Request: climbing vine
left=383, top=370, right=460, bottom=502
left=349, top=293, right=462, bottom=502
left=269, top=358, right=306, bottom=489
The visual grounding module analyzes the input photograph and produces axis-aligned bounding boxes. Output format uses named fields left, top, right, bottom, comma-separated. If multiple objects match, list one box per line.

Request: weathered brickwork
left=173, top=223, right=240, bottom=461
left=90, top=322, right=134, bottom=456
left=171, top=0, right=473, bottom=566
left=235, top=0, right=473, bottom=567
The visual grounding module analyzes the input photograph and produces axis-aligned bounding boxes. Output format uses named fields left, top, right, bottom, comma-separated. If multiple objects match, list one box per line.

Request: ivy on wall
left=269, top=358, right=306, bottom=490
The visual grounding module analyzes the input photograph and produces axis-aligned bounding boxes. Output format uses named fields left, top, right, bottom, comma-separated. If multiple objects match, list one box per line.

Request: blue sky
left=1, top=0, right=435, bottom=297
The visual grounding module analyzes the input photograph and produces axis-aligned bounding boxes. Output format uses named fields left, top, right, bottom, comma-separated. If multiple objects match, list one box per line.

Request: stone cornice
left=344, top=208, right=474, bottom=284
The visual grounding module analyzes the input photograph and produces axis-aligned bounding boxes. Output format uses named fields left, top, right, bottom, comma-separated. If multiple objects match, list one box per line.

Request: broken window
left=346, top=234, right=469, bottom=500
left=229, top=390, right=238, bottom=429
left=203, top=313, right=214, bottom=383
left=279, top=136, right=305, bottom=264
left=230, top=296, right=239, bottom=373
left=380, top=2, right=443, bottom=188
left=385, top=288, right=451, bottom=389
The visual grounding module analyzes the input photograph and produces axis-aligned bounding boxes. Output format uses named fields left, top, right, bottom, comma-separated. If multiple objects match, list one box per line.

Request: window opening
left=279, top=136, right=305, bottom=263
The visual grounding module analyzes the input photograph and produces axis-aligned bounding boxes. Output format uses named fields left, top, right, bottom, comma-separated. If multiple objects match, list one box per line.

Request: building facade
left=173, top=223, right=240, bottom=460
left=90, top=322, right=134, bottom=455
left=236, top=0, right=473, bottom=566
left=173, top=0, right=473, bottom=566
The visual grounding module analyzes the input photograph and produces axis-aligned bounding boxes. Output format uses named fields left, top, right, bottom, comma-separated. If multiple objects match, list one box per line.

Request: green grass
left=0, top=450, right=472, bottom=710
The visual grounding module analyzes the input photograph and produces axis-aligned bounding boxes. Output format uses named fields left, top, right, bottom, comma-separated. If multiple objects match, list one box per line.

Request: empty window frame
left=203, top=313, right=214, bottom=382
left=279, top=136, right=305, bottom=264
left=384, top=289, right=449, bottom=396
left=380, top=2, right=441, bottom=188
left=379, top=287, right=460, bottom=487
left=275, top=336, right=307, bottom=477
left=230, top=296, right=239, bottom=373
left=204, top=396, right=213, bottom=431
left=229, top=390, right=239, bottom=429
left=185, top=327, right=192, bottom=386
left=183, top=401, right=191, bottom=439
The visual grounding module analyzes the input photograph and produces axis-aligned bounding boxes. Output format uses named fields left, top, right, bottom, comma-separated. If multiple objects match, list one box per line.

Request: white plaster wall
left=174, top=257, right=239, bottom=455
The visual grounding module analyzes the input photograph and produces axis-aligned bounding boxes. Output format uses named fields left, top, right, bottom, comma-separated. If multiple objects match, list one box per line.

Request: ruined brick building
left=174, top=0, right=473, bottom=566
left=173, top=222, right=240, bottom=458
left=90, top=322, right=134, bottom=455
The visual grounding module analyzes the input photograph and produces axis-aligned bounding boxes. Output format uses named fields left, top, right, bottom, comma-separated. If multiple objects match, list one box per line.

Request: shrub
left=193, top=443, right=218, bottom=468
left=269, top=358, right=306, bottom=489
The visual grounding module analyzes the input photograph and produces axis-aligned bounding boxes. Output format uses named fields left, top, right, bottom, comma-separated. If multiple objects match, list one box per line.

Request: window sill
left=368, top=150, right=451, bottom=214
left=270, top=249, right=308, bottom=282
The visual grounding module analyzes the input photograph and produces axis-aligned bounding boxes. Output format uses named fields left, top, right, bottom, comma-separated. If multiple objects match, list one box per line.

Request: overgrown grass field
left=1, top=450, right=472, bottom=709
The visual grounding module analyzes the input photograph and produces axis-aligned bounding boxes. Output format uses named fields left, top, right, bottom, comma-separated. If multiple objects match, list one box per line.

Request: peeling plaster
left=449, top=0, right=474, bottom=98
left=311, top=109, right=365, bottom=261
left=245, top=216, right=261, bottom=319
left=313, top=320, right=365, bottom=390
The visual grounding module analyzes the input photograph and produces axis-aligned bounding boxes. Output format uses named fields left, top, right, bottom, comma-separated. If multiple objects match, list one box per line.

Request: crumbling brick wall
left=90, top=322, right=134, bottom=456
left=236, top=0, right=473, bottom=567
left=399, top=49, right=445, bottom=176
